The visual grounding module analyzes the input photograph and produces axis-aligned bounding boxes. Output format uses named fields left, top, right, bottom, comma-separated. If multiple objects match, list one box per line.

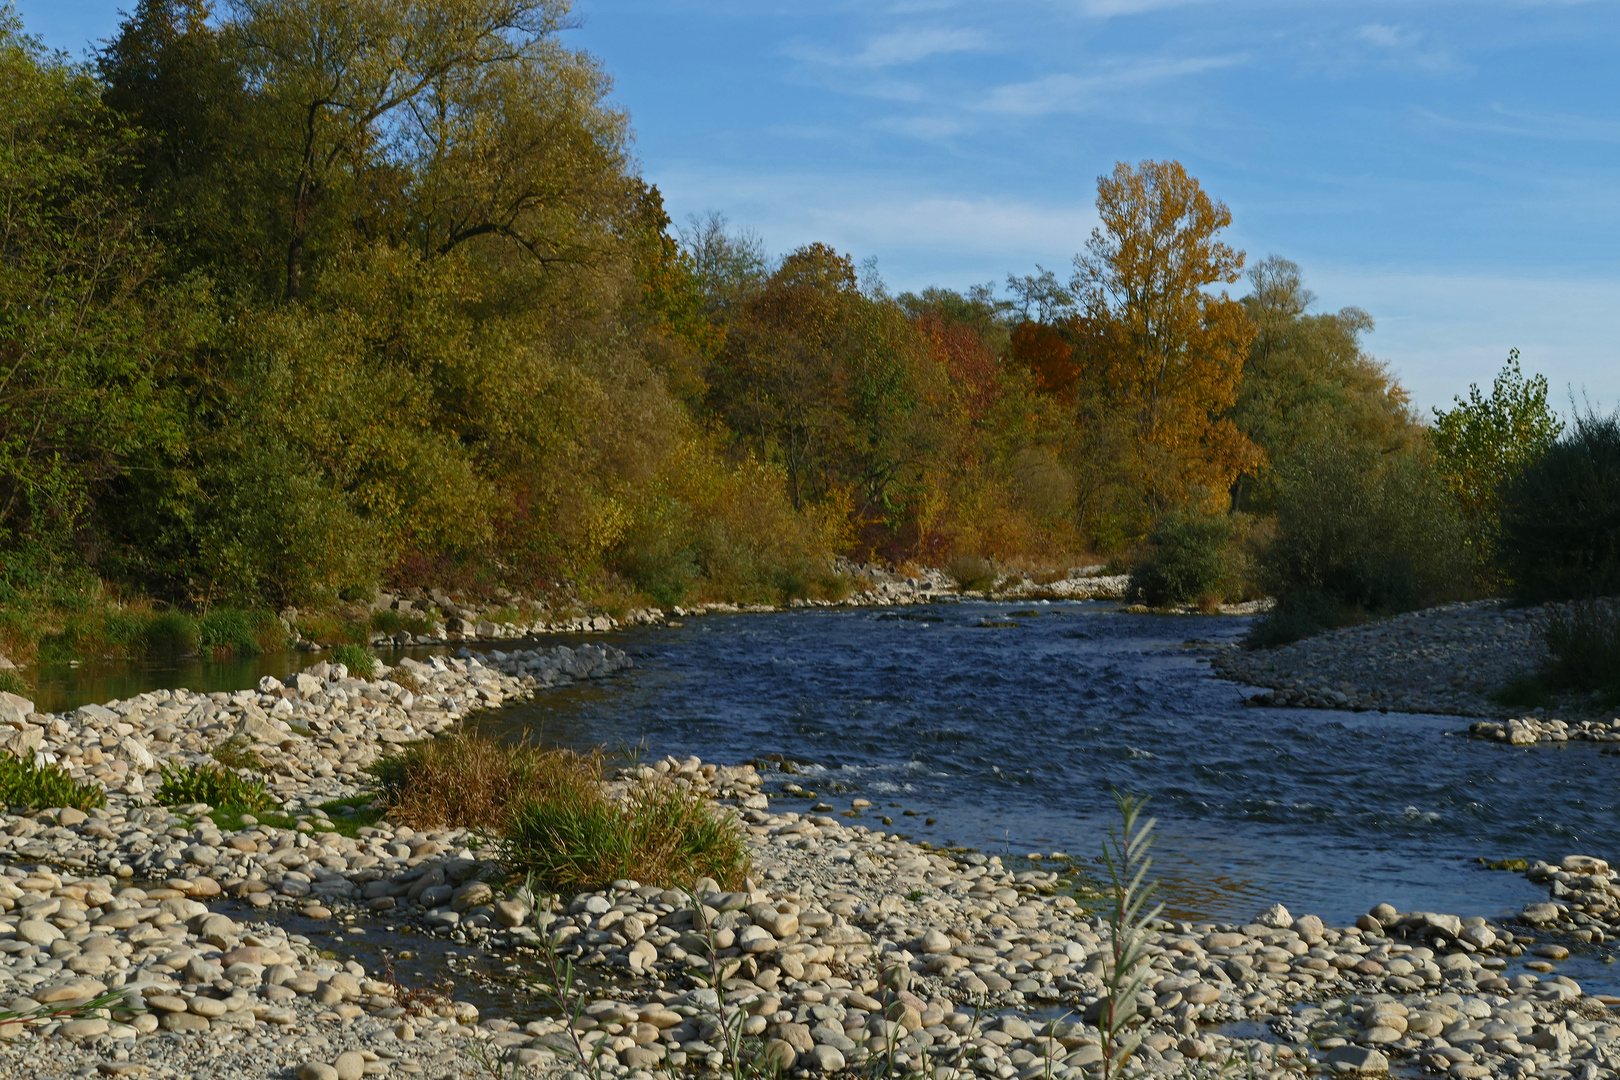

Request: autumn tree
left=1071, top=160, right=1261, bottom=529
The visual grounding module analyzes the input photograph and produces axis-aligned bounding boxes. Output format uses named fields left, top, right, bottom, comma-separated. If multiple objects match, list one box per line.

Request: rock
left=762, top=1040, right=797, bottom=1070
left=919, top=929, right=951, bottom=954
left=333, top=1051, right=366, bottom=1080
left=1254, top=903, right=1292, bottom=928
left=16, top=920, right=62, bottom=945
left=805, top=1044, right=845, bottom=1072
left=292, top=673, right=322, bottom=697
left=0, top=723, right=40, bottom=758
left=1522, top=902, right=1560, bottom=925
left=450, top=880, right=493, bottom=912
left=57, top=807, right=87, bottom=827
left=114, top=735, right=154, bottom=771
left=1325, top=1045, right=1389, bottom=1073
left=493, top=899, right=528, bottom=927
left=1561, top=854, right=1609, bottom=874
left=236, top=710, right=284, bottom=743
left=0, top=691, right=32, bottom=725
left=1293, top=914, right=1325, bottom=937
left=159, top=1011, right=211, bottom=1032
left=59, top=1018, right=109, bottom=1039
left=296, top=1064, right=339, bottom=1080
left=1000, top=1017, right=1034, bottom=1040
left=1532, top=943, right=1570, bottom=960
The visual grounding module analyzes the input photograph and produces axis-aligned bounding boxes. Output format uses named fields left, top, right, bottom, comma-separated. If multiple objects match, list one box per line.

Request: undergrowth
left=156, top=761, right=272, bottom=812
left=329, top=643, right=379, bottom=679
left=0, top=753, right=105, bottom=811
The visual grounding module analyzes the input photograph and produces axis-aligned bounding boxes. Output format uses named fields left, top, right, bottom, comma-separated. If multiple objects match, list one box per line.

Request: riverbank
left=0, top=634, right=1616, bottom=1079
left=1212, top=599, right=1549, bottom=718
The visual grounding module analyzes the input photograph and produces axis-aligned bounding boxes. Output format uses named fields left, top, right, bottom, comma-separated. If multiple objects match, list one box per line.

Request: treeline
left=0, top=0, right=1597, bottom=659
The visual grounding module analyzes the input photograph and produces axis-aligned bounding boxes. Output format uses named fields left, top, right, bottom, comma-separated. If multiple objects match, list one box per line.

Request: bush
left=947, top=555, right=997, bottom=592
left=1497, top=413, right=1620, bottom=602
left=1126, top=514, right=1230, bottom=606
left=197, top=608, right=285, bottom=656
left=501, top=776, right=752, bottom=895
left=155, top=761, right=272, bottom=811
left=0, top=671, right=30, bottom=697
left=1252, top=441, right=1472, bottom=644
left=0, top=753, right=105, bottom=811
left=142, top=612, right=198, bottom=654
left=370, top=609, right=435, bottom=636
left=374, top=730, right=751, bottom=893
left=329, top=643, right=378, bottom=679
left=1542, top=602, right=1620, bottom=700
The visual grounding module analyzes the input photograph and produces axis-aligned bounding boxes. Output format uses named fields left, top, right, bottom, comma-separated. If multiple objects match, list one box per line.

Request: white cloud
left=851, top=27, right=988, bottom=67
left=1416, top=104, right=1620, bottom=144
left=980, top=54, right=1246, bottom=116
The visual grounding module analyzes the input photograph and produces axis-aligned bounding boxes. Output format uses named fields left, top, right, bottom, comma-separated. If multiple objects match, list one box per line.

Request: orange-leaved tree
left=1071, top=160, right=1262, bottom=527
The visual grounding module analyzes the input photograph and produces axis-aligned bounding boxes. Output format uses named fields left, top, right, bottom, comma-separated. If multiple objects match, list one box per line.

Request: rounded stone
left=333, top=1050, right=366, bottom=1080
left=296, top=1064, right=339, bottom=1080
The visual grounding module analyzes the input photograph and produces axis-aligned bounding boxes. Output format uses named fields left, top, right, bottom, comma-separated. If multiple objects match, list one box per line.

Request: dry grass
left=370, top=730, right=752, bottom=893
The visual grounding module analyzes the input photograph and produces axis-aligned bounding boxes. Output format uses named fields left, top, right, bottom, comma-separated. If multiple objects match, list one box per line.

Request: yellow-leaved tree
left=1071, top=160, right=1262, bottom=535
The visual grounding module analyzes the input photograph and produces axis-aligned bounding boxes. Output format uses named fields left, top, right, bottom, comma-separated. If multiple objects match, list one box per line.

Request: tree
left=1430, top=349, right=1562, bottom=528
left=1231, top=256, right=1420, bottom=512
left=0, top=14, right=170, bottom=569
left=1071, top=160, right=1261, bottom=525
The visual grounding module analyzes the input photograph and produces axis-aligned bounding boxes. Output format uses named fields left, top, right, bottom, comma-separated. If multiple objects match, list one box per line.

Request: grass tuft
left=0, top=753, right=105, bottom=811
left=0, top=671, right=30, bottom=697
left=947, top=555, right=997, bottom=593
left=329, top=643, right=379, bottom=679
left=373, top=730, right=751, bottom=893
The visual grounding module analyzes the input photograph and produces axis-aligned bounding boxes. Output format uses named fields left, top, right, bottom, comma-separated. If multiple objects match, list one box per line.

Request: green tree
left=1430, top=349, right=1562, bottom=535
left=1231, top=256, right=1420, bottom=512
left=0, top=13, right=171, bottom=571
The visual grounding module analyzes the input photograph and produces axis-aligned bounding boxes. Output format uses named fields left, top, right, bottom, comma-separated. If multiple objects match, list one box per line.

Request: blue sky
left=14, top=0, right=1620, bottom=411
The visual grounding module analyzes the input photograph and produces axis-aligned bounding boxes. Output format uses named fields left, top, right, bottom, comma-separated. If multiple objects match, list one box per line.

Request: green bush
left=1252, top=441, right=1472, bottom=645
left=329, top=643, right=378, bottom=679
left=500, top=778, right=751, bottom=895
left=156, top=761, right=272, bottom=811
left=0, top=754, right=105, bottom=811
left=1497, top=413, right=1620, bottom=602
left=142, top=611, right=199, bottom=655
left=947, top=555, right=997, bottom=592
left=1127, top=514, right=1230, bottom=606
left=370, top=609, right=435, bottom=636
left=1542, top=602, right=1620, bottom=701
left=0, top=671, right=30, bottom=697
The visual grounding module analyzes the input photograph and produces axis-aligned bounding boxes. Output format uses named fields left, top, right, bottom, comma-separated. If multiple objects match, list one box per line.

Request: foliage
left=0, top=670, right=29, bottom=696
left=1231, top=257, right=1421, bottom=514
left=156, top=760, right=272, bottom=811
left=1252, top=441, right=1472, bottom=644
left=500, top=775, right=751, bottom=894
left=371, top=608, right=436, bottom=636
left=1095, top=792, right=1161, bottom=1080
left=1127, top=514, right=1231, bottom=607
left=1071, top=160, right=1262, bottom=531
left=946, top=555, right=997, bottom=593
left=371, top=729, right=589, bottom=830
left=0, top=752, right=106, bottom=811
left=329, top=643, right=378, bottom=679
left=1496, top=413, right=1620, bottom=602
left=1541, top=602, right=1620, bottom=703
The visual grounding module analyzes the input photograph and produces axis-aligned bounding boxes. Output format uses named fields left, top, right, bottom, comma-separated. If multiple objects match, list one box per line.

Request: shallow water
left=39, top=601, right=1620, bottom=983
left=480, top=601, right=1617, bottom=940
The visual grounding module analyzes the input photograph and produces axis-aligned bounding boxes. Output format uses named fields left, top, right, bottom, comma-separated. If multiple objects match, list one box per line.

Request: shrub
left=329, top=643, right=378, bottom=679
left=372, top=731, right=593, bottom=831
left=0, top=671, right=30, bottom=697
left=1252, top=441, right=1472, bottom=644
left=374, top=730, right=752, bottom=893
left=196, top=608, right=286, bottom=656
left=947, top=555, right=998, bottom=593
left=142, top=611, right=198, bottom=655
left=370, top=609, right=434, bottom=636
left=155, top=761, right=272, bottom=811
left=1126, top=514, right=1230, bottom=606
left=501, top=777, right=752, bottom=895
left=1497, top=413, right=1620, bottom=602
left=0, top=754, right=105, bottom=811
left=1541, top=602, right=1620, bottom=701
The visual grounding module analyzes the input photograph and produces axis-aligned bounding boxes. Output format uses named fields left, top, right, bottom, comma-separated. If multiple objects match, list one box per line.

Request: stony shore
left=1212, top=600, right=1549, bottom=718
left=0, top=632, right=1614, bottom=1079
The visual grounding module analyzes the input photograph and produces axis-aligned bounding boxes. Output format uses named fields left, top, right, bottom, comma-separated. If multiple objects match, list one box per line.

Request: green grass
left=0, top=671, right=30, bottom=697
left=370, top=609, right=436, bottom=636
left=0, top=753, right=105, bottom=811
left=329, top=643, right=379, bottom=679
left=156, top=761, right=272, bottom=812
left=499, top=774, right=751, bottom=894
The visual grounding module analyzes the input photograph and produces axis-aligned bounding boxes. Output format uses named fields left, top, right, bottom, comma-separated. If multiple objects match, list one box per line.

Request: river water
left=479, top=600, right=1616, bottom=937
left=36, top=600, right=1618, bottom=938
